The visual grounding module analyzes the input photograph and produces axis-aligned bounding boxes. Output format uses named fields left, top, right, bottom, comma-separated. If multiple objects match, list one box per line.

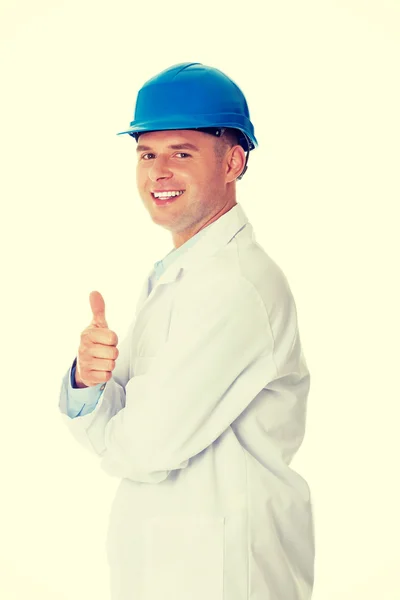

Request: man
left=59, top=62, right=315, bottom=600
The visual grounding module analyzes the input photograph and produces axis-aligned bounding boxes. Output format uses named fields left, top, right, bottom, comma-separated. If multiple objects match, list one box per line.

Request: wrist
left=72, top=364, right=88, bottom=389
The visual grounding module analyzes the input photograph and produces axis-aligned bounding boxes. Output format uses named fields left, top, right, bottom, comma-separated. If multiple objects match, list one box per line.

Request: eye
left=139, top=152, right=191, bottom=161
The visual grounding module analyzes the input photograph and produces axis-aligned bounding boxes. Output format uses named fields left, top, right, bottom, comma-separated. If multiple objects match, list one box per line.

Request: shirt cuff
left=67, top=358, right=105, bottom=418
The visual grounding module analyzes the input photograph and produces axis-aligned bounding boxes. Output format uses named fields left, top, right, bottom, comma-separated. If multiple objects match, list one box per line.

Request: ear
left=225, top=145, right=246, bottom=183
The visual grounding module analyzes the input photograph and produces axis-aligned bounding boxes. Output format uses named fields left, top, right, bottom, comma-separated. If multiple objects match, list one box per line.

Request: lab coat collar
left=134, top=202, right=251, bottom=314
left=155, top=202, right=249, bottom=284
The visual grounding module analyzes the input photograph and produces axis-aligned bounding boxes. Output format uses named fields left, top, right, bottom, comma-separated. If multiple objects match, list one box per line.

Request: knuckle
left=80, top=347, right=91, bottom=362
left=81, top=327, right=92, bottom=340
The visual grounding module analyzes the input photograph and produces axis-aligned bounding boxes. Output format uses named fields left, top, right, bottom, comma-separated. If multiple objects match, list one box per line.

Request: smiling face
left=135, top=129, right=245, bottom=248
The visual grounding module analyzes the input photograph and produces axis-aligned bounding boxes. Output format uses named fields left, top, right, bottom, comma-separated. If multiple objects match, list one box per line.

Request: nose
left=148, top=155, right=173, bottom=182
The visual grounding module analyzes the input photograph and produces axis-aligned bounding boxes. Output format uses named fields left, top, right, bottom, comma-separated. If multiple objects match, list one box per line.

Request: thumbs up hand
left=75, top=291, right=119, bottom=388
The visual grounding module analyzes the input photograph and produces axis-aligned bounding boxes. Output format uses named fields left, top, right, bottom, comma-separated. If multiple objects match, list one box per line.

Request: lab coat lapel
left=134, top=203, right=250, bottom=317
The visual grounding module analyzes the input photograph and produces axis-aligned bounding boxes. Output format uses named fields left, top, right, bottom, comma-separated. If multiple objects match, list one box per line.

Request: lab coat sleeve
left=74, top=274, right=302, bottom=483
left=58, top=317, right=142, bottom=470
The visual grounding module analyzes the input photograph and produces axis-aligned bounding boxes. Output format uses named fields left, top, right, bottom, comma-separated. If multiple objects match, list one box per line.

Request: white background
left=1, top=0, right=399, bottom=598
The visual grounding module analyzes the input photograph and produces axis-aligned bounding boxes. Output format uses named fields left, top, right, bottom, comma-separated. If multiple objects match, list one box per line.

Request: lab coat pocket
left=143, top=514, right=225, bottom=600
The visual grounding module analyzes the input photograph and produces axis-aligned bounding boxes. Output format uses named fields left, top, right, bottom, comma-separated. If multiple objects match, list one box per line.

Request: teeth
left=153, top=191, right=184, bottom=198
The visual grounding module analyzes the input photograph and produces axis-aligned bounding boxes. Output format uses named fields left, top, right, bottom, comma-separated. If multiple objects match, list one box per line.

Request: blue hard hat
left=117, top=62, right=258, bottom=152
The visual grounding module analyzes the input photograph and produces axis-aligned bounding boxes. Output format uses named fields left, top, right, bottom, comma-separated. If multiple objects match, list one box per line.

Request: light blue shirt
left=67, top=229, right=206, bottom=418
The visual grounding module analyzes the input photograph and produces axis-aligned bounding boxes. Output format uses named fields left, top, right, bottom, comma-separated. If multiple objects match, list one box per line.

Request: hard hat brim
left=116, top=121, right=257, bottom=151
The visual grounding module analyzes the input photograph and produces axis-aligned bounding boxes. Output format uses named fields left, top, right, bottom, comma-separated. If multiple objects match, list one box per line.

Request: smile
left=152, top=191, right=185, bottom=199
left=151, top=191, right=185, bottom=206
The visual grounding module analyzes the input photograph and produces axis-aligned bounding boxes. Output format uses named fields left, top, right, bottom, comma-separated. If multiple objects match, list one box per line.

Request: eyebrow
left=136, top=142, right=200, bottom=153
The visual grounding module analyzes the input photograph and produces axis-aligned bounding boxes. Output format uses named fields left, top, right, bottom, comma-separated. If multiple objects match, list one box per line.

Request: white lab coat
left=59, top=203, right=315, bottom=600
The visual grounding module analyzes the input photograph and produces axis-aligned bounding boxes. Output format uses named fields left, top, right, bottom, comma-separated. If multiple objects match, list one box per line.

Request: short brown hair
left=213, top=128, right=241, bottom=162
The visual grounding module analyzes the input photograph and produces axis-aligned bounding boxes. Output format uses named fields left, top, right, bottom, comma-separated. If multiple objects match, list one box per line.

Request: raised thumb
left=89, top=290, right=108, bottom=328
